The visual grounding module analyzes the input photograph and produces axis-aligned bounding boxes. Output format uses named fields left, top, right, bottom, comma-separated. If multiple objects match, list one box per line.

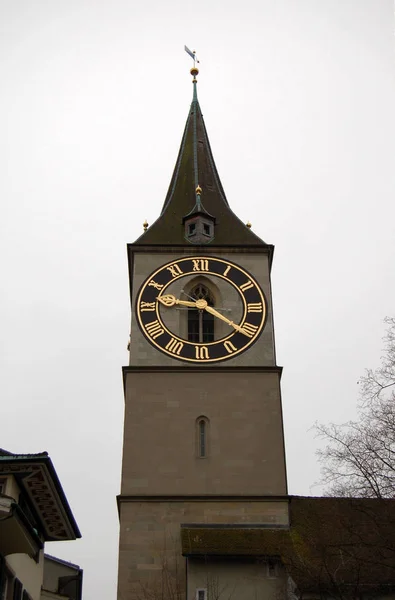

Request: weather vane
left=185, top=45, right=199, bottom=83
left=184, top=45, right=200, bottom=68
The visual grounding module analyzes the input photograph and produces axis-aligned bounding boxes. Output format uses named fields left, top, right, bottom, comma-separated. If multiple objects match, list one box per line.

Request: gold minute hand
left=204, top=305, right=250, bottom=336
left=157, top=294, right=197, bottom=308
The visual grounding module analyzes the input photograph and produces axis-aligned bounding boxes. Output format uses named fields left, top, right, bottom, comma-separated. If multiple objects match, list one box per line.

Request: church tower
left=117, top=59, right=288, bottom=600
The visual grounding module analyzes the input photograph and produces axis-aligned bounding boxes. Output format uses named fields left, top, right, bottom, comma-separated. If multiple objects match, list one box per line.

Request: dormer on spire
left=134, top=51, right=267, bottom=247
left=183, top=185, right=216, bottom=243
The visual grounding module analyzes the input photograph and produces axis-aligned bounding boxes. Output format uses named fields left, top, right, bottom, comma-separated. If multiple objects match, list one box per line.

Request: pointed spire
left=135, top=58, right=267, bottom=246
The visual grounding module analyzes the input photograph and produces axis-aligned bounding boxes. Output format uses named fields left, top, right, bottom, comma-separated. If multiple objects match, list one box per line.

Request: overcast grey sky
left=1, top=1, right=394, bottom=598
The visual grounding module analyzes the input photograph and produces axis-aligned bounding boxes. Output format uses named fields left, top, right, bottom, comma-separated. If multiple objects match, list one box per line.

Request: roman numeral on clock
left=224, top=340, right=237, bottom=354
left=192, top=259, right=209, bottom=272
left=167, top=263, right=183, bottom=278
left=140, top=302, right=156, bottom=312
left=165, top=337, right=184, bottom=356
left=148, top=280, right=163, bottom=290
left=247, top=302, right=263, bottom=313
left=239, top=280, right=254, bottom=292
left=195, top=346, right=209, bottom=360
left=145, top=320, right=164, bottom=339
left=241, top=322, right=259, bottom=338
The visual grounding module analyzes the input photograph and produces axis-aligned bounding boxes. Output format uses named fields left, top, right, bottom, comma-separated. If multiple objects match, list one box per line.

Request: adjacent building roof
left=43, top=554, right=83, bottom=600
left=181, top=496, right=395, bottom=595
left=0, top=449, right=81, bottom=541
left=133, top=74, right=269, bottom=247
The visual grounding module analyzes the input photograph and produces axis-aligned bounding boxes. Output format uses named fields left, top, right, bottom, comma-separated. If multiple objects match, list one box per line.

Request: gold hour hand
left=157, top=294, right=197, bottom=308
left=204, top=305, right=249, bottom=336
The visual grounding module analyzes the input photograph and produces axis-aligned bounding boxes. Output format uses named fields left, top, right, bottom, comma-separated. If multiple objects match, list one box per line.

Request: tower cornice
left=127, top=244, right=274, bottom=254
left=122, top=365, right=283, bottom=393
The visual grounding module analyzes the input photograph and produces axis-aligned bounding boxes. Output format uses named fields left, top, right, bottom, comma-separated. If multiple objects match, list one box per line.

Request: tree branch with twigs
left=315, top=317, right=395, bottom=498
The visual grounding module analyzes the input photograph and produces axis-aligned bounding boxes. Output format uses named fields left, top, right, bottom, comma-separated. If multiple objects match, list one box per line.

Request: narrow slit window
left=199, top=420, right=206, bottom=457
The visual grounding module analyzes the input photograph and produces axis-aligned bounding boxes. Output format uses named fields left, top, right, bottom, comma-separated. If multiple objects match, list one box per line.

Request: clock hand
left=158, top=295, right=250, bottom=336
left=181, top=290, right=230, bottom=312
left=157, top=294, right=197, bottom=308
left=180, top=289, right=196, bottom=302
left=204, top=305, right=250, bottom=336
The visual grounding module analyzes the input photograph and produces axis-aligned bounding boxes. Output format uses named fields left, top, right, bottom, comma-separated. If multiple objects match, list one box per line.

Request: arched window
left=188, top=284, right=214, bottom=343
left=196, top=416, right=209, bottom=458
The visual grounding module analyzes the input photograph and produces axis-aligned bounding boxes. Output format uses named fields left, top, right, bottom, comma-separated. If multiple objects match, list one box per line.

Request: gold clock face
left=136, top=256, right=266, bottom=363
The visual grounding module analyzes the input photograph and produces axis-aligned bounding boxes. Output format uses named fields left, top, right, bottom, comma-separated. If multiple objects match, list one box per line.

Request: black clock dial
left=136, top=256, right=266, bottom=363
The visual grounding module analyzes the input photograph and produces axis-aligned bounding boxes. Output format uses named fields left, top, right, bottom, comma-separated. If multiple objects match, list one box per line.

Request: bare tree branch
left=315, top=317, right=395, bottom=498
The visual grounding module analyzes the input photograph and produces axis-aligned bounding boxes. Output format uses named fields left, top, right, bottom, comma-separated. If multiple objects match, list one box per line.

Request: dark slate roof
left=0, top=448, right=13, bottom=456
left=0, top=448, right=48, bottom=458
left=44, top=553, right=82, bottom=571
left=181, top=496, right=395, bottom=594
left=134, top=81, right=267, bottom=247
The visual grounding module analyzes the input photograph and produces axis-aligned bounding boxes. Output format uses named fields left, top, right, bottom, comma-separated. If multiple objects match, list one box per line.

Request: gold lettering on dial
left=224, top=340, right=237, bottom=354
left=140, top=302, right=156, bottom=312
left=167, top=263, right=183, bottom=278
left=148, top=280, right=163, bottom=290
left=241, top=322, right=259, bottom=338
left=145, top=320, right=165, bottom=339
left=247, top=302, right=263, bottom=313
left=195, top=346, right=209, bottom=360
left=223, top=265, right=231, bottom=277
left=165, top=337, right=184, bottom=355
left=192, top=259, right=209, bottom=272
left=239, top=280, right=254, bottom=292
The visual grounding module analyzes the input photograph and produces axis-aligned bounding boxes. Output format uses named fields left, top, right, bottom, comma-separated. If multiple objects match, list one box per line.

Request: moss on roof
left=181, top=496, right=395, bottom=594
left=181, top=526, right=286, bottom=557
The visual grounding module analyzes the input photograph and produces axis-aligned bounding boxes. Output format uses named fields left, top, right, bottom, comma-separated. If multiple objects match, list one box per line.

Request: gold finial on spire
left=143, top=219, right=149, bottom=231
left=196, top=185, right=202, bottom=195
left=246, top=221, right=252, bottom=229
left=185, top=45, right=200, bottom=82
left=190, top=67, right=199, bottom=82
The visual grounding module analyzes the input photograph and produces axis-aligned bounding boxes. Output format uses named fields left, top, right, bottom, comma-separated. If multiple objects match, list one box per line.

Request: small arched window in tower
left=188, top=284, right=214, bottom=343
left=199, top=420, right=206, bottom=457
left=196, top=416, right=209, bottom=458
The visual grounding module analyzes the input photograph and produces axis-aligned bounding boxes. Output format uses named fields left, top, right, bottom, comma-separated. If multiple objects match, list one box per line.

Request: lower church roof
left=181, top=495, right=395, bottom=594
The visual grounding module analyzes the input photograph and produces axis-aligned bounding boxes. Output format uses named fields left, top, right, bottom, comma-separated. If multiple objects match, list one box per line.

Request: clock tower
left=117, top=63, right=288, bottom=600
